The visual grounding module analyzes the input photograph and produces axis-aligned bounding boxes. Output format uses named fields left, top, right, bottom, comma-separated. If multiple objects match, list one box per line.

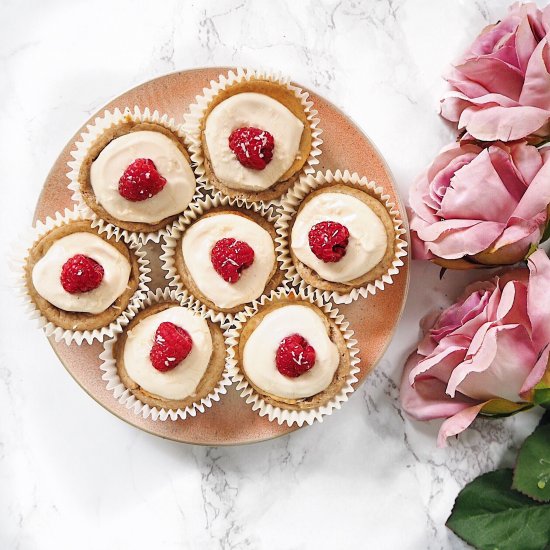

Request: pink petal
left=418, top=219, right=506, bottom=259
left=446, top=324, right=504, bottom=397
left=453, top=57, right=524, bottom=100
left=512, top=152, right=550, bottom=219
left=527, top=249, right=550, bottom=348
left=437, top=403, right=486, bottom=447
left=409, top=346, right=466, bottom=385
left=455, top=325, right=536, bottom=401
left=519, top=39, right=550, bottom=110
left=499, top=280, right=530, bottom=328
left=520, top=344, right=550, bottom=395
left=490, top=212, right=545, bottom=251
left=400, top=352, right=477, bottom=422
left=459, top=104, right=550, bottom=141
left=514, top=12, right=540, bottom=71
left=439, top=148, right=518, bottom=222
left=508, top=141, right=543, bottom=186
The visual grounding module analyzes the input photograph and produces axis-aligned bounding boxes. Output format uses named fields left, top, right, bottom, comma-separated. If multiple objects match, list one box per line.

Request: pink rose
left=400, top=249, right=550, bottom=447
left=440, top=2, right=550, bottom=142
left=409, top=140, right=550, bottom=267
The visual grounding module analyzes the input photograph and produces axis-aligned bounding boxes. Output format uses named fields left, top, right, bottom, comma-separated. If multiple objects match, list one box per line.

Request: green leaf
left=480, top=398, right=533, bottom=418
left=446, top=469, right=550, bottom=550
left=513, top=424, right=550, bottom=503
left=534, top=387, right=550, bottom=410
left=540, top=410, right=550, bottom=427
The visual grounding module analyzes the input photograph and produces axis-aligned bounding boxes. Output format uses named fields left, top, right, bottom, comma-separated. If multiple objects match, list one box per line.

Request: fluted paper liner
left=276, top=169, right=408, bottom=304
left=14, top=207, right=151, bottom=345
left=160, top=193, right=283, bottom=325
left=183, top=67, right=323, bottom=206
left=67, top=106, right=201, bottom=244
left=99, top=288, right=233, bottom=421
left=226, top=288, right=360, bottom=427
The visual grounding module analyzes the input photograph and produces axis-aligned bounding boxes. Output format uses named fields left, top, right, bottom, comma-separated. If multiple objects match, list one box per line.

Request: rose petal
left=508, top=141, right=543, bottom=186
left=455, top=325, right=536, bottom=401
left=436, top=403, right=486, bottom=447
left=439, top=148, right=518, bottom=222
left=418, top=219, right=505, bottom=259
left=409, top=346, right=466, bottom=385
left=520, top=344, right=550, bottom=395
left=527, top=249, right=550, bottom=347
left=511, top=150, right=550, bottom=219
left=400, top=352, right=477, bottom=422
left=519, top=38, right=550, bottom=110
left=453, top=57, right=524, bottom=100
left=459, top=104, right=550, bottom=141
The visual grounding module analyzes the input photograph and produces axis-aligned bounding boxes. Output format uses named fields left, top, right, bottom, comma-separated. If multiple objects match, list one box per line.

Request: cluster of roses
left=401, top=2, right=550, bottom=445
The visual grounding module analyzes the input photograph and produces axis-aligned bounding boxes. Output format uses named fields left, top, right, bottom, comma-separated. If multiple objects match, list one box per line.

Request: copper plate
left=33, top=68, right=410, bottom=445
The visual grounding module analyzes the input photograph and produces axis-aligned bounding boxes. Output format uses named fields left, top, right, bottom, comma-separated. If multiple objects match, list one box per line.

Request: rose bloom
left=409, top=140, right=550, bottom=268
left=440, top=2, right=550, bottom=142
left=400, top=249, right=550, bottom=447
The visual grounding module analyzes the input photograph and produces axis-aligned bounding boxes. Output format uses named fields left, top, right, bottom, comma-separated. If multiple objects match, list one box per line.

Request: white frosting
left=243, top=305, right=340, bottom=399
left=90, top=131, right=196, bottom=223
left=31, top=232, right=131, bottom=314
left=204, top=93, right=304, bottom=191
left=291, top=192, right=388, bottom=283
left=123, top=306, right=213, bottom=400
left=181, top=213, right=275, bottom=309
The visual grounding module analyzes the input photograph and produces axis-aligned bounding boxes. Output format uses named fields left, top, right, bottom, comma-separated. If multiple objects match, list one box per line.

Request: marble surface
left=0, top=1, right=544, bottom=548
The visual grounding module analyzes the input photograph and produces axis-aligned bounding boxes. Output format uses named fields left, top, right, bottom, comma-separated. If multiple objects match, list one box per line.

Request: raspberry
left=118, top=158, right=167, bottom=201
left=308, top=221, right=350, bottom=263
left=210, top=238, right=255, bottom=283
left=60, top=254, right=104, bottom=294
left=149, top=321, right=193, bottom=372
left=228, top=127, right=274, bottom=170
left=275, top=334, right=316, bottom=378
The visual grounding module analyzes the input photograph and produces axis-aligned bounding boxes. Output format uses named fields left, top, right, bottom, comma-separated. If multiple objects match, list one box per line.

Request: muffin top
left=90, top=130, right=195, bottom=224
left=204, top=92, right=304, bottom=191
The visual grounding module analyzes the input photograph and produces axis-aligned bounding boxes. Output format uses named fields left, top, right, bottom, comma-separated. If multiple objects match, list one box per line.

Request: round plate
left=33, top=68, right=409, bottom=445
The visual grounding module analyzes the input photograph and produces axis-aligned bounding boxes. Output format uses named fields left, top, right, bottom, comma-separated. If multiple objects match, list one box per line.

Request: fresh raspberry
left=228, top=127, right=274, bottom=170
left=210, top=238, right=255, bottom=283
left=118, top=158, right=167, bottom=201
left=275, top=334, right=316, bottom=378
left=149, top=321, right=193, bottom=372
left=308, top=221, right=350, bottom=263
left=60, top=254, right=104, bottom=294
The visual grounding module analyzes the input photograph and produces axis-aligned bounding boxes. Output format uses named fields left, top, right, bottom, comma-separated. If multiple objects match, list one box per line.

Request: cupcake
left=22, top=210, right=148, bottom=343
left=227, top=290, right=360, bottom=425
left=278, top=170, right=407, bottom=303
left=184, top=68, right=322, bottom=203
left=101, top=289, right=229, bottom=418
left=68, top=107, right=197, bottom=242
left=161, top=196, right=284, bottom=321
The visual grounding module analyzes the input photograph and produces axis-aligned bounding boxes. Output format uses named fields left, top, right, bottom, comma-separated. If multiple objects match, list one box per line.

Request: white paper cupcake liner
left=67, top=106, right=202, bottom=244
left=276, top=169, right=408, bottom=304
left=13, top=207, right=151, bottom=345
left=99, top=287, right=233, bottom=421
left=226, top=288, right=360, bottom=427
left=159, top=193, right=283, bottom=325
left=183, top=67, right=323, bottom=206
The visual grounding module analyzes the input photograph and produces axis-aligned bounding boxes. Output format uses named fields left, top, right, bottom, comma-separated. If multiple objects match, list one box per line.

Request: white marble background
left=0, top=0, right=545, bottom=548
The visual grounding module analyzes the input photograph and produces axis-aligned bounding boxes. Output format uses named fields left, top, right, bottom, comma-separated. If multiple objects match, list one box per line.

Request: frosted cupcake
left=23, top=215, right=147, bottom=340
left=68, top=107, right=197, bottom=241
left=184, top=68, right=322, bottom=203
left=278, top=170, right=407, bottom=303
left=161, top=196, right=284, bottom=320
left=227, top=290, right=360, bottom=424
left=110, top=297, right=227, bottom=412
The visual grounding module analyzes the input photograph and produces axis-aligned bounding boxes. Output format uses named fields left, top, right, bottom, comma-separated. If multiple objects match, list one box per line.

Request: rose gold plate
left=33, top=68, right=409, bottom=445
